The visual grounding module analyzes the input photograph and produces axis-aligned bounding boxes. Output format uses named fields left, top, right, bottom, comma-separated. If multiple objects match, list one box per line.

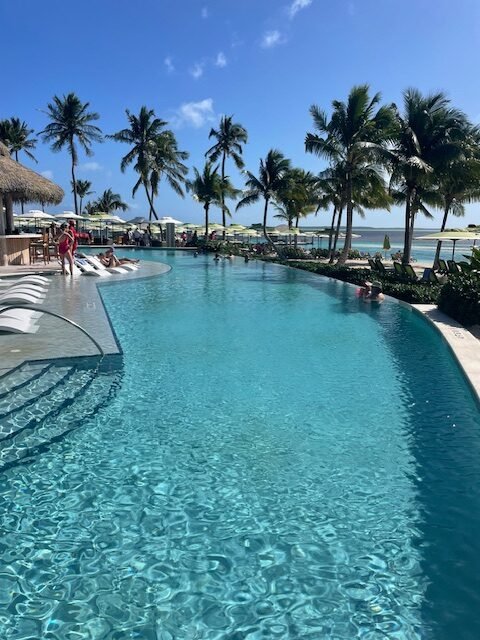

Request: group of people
left=358, top=280, right=385, bottom=303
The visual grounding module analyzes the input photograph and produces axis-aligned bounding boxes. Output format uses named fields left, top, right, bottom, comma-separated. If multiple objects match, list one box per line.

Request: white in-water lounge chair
left=81, top=254, right=133, bottom=274
left=0, top=315, right=40, bottom=334
left=0, top=285, right=46, bottom=297
left=0, top=290, right=46, bottom=305
left=74, top=257, right=111, bottom=277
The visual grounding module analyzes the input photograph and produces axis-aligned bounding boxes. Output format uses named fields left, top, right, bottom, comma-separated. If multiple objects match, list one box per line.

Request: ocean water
left=303, top=227, right=476, bottom=263
left=0, top=252, right=479, bottom=639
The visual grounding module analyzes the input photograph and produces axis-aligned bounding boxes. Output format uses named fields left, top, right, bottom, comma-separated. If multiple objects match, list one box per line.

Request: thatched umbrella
left=0, top=142, right=64, bottom=236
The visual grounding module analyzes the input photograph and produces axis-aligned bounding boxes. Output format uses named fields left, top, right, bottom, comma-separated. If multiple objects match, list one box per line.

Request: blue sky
left=2, top=0, right=480, bottom=227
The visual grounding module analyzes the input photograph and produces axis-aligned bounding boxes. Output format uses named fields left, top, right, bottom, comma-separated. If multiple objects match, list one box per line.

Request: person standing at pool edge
left=57, top=223, right=75, bottom=276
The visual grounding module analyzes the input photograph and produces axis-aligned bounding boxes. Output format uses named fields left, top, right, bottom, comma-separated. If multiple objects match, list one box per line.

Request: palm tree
left=187, top=162, right=237, bottom=239
left=206, top=115, right=248, bottom=234
left=73, top=179, right=94, bottom=215
left=39, top=93, right=102, bottom=215
left=0, top=117, right=38, bottom=213
left=95, top=189, right=128, bottom=215
left=236, top=149, right=291, bottom=249
left=432, top=127, right=480, bottom=266
left=305, top=85, right=396, bottom=264
left=109, top=106, right=186, bottom=226
left=149, top=130, right=189, bottom=231
left=274, top=168, right=319, bottom=246
left=83, top=201, right=97, bottom=216
left=389, top=89, right=469, bottom=264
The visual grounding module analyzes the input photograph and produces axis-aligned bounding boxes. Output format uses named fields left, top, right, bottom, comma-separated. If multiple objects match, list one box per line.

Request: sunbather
left=100, top=248, right=139, bottom=267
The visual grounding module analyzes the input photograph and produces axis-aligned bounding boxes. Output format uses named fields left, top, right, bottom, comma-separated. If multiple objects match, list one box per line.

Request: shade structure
left=157, top=216, right=183, bottom=225
left=54, top=212, right=86, bottom=220
left=415, top=230, right=480, bottom=259
left=127, top=216, right=149, bottom=225
left=22, top=210, right=55, bottom=219
left=0, top=142, right=64, bottom=205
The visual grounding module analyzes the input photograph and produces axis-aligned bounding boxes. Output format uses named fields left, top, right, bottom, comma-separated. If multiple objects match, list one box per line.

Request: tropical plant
left=83, top=201, right=97, bottom=216
left=39, top=93, right=102, bottom=215
left=206, top=115, right=248, bottom=234
left=109, top=107, right=188, bottom=228
left=187, top=162, right=237, bottom=238
left=94, top=189, right=128, bottom=215
left=73, top=179, right=94, bottom=215
left=236, top=149, right=292, bottom=249
left=389, top=89, right=470, bottom=264
left=305, top=84, right=396, bottom=264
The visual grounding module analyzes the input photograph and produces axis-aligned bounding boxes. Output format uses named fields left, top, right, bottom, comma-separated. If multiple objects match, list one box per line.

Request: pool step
left=0, top=362, right=52, bottom=398
left=0, top=358, right=122, bottom=471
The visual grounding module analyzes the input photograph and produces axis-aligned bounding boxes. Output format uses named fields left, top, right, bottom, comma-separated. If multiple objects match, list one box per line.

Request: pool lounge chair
left=0, top=290, right=45, bottom=305
left=393, top=261, right=405, bottom=278
left=403, top=264, right=419, bottom=281
left=368, top=258, right=379, bottom=271
left=74, top=257, right=111, bottom=277
left=81, top=255, right=129, bottom=274
left=0, top=315, right=40, bottom=334
left=447, top=260, right=461, bottom=274
left=375, top=258, right=393, bottom=273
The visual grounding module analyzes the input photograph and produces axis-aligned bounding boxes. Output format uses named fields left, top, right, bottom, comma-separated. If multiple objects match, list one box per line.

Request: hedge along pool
left=0, top=251, right=479, bottom=640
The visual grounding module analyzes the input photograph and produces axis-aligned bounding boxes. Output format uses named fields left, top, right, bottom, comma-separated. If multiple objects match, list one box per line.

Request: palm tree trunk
left=434, top=202, right=450, bottom=268
left=204, top=203, right=209, bottom=240
left=294, top=214, right=299, bottom=248
left=337, top=176, right=352, bottom=265
left=79, top=197, right=83, bottom=216
left=71, top=155, right=78, bottom=216
left=262, top=197, right=275, bottom=251
left=327, top=206, right=337, bottom=255
left=221, top=152, right=226, bottom=239
left=402, top=189, right=413, bottom=265
left=148, top=185, right=163, bottom=237
left=4, top=194, right=14, bottom=234
left=330, top=207, right=343, bottom=263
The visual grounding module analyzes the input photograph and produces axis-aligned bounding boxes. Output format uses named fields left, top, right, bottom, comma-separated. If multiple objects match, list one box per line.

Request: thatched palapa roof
left=0, top=142, right=64, bottom=204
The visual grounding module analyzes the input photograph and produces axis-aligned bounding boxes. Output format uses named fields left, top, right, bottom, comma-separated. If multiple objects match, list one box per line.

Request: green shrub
left=438, top=273, right=480, bottom=326
left=277, top=246, right=308, bottom=259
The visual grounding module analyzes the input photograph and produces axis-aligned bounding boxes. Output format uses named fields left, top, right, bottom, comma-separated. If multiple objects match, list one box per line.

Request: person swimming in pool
left=364, top=281, right=384, bottom=303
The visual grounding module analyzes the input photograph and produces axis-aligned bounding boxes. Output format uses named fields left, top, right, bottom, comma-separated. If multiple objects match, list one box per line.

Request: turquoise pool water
left=1, top=251, right=479, bottom=639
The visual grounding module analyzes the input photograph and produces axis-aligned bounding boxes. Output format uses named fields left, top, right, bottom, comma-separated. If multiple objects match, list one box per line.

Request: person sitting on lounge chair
left=100, top=248, right=139, bottom=267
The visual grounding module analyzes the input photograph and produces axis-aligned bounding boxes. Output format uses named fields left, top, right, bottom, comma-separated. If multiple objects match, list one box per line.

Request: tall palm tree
left=274, top=168, right=319, bottom=246
left=389, top=89, right=469, bottom=264
left=73, top=179, right=94, bottom=215
left=187, top=162, right=237, bottom=239
left=95, top=189, right=128, bottom=215
left=149, top=130, right=189, bottom=232
left=0, top=117, right=38, bottom=214
left=109, top=106, right=186, bottom=225
left=39, top=93, right=102, bottom=215
left=206, top=115, right=248, bottom=234
left=236, top=149, right=291, bottom=249
left=305, top=84, right=396, bottom=264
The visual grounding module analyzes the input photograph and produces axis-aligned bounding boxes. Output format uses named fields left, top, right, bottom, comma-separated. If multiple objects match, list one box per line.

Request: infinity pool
left=0, top=251, right=479, bottom=639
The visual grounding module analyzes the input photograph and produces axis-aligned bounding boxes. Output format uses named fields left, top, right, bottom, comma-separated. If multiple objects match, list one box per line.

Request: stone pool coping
left=0, top=261, right=171, bottom=372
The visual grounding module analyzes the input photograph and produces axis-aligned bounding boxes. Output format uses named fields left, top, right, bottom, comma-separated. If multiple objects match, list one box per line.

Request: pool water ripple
left=0, top=252, right=478, bottom=639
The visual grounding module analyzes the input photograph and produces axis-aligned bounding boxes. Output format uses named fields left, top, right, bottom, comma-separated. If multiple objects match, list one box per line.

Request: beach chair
left=447, top=260, right=461, bottom=274
left=393, top=261, right=405, bottom=278
left=420, top=268, right=439, bottom=283
left=0, top=290, right=45, bottom=305
left=436, top=258, right=448, bottom=274
left=374, top=258, right=393, bottom=273
left=403, top=264, right=419, bottom=281
left=368, top=258, right=378, bottom=272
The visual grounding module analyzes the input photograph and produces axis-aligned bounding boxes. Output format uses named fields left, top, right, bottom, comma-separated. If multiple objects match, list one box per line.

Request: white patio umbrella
left=157, top=216, right=183, bottom=225
left=54, top=212, right=85, bottom=220
left=23, top=210, right=55, bottom=219
left=415, top=230, right=480, bottom=259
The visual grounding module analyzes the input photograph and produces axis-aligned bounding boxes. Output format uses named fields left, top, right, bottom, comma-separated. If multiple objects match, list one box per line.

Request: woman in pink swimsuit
left=57, top=225, right=75, bottom=275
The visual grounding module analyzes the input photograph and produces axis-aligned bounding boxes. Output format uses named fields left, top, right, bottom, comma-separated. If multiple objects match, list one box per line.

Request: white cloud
left=40, top=170, right=53, bottom=179
left=172, top=99, right=215, bottom=129
left=201, top=6, right=208, bottom=18
left=189, top=62, right=204, bottom=79
left=288, top=0, right=313, bottom=18
left=164, top=56, right=174, bottom=73
left=79, top=161, right=102, bottom=172
left=215, top=52, right=227, bottom=68
left=261, top=30, right=284, bottom=49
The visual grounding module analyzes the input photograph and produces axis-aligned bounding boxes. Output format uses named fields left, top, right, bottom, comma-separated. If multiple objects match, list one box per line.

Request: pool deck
left=0, top=261, right=170, bottom=372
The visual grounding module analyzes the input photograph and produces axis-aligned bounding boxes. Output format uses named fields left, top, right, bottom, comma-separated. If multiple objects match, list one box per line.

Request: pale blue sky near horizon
left=1, top=0, right=480, bottom=228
